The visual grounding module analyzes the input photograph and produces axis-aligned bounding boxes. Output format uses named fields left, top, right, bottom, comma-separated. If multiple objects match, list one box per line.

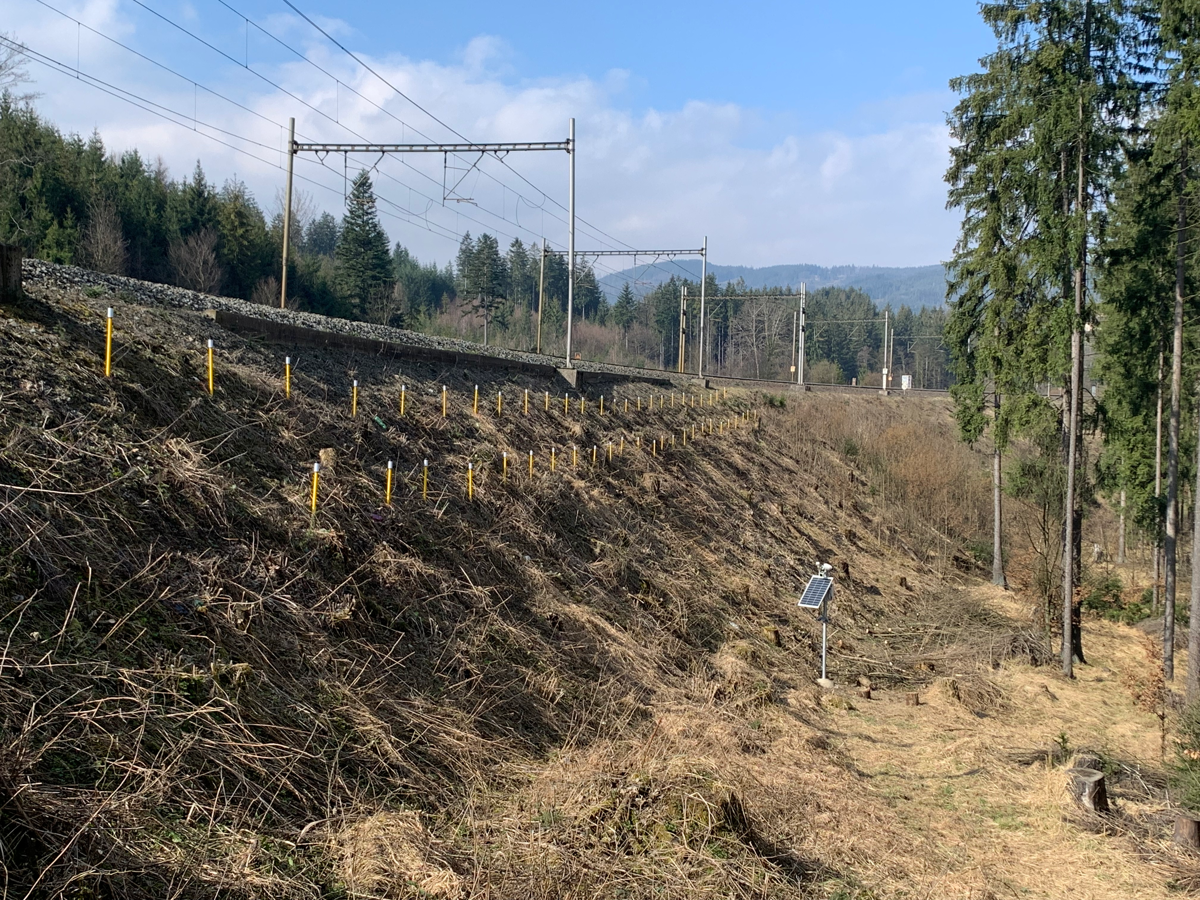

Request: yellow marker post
left=467, top=462, right=474, bottom=501
left=637, top=396, right=642, bottom=411
left=473, top=384, right=479, bottom=415
left=104, top=308, right=114, bottom=377
left=544, top=390, right=550, bottom=411
left=503, top=451, right=509, bottom=481
left=671, top=434, right=676, bottom=448
left=442, top=386, right=448, bottom=417
left=351, top=379, right=359, bottom=417
left=310, top=462, right=320, bottom=516
left=671, top=392, right=675, bottom=407
left=637, top=435, right=642, bottom=449
left=385, top=460, right=394, bottom=506
left=681, top=429, right=686, bottom=447
left=422, top=459, right=429, bottom=499
left=652, top=440, right=657, bottom=457
left=564, top=394, right=570, bottom=414
left=550, top=447, right=557, bottom=471
left=599, top=396, right=605, bottom=416
left=285, top=356, right=292, bottom=398
left=524, top=389, right=529, bottom=415
left=497, top=391, right=503, bottom=416
left=580, top=396, right=586, bottom=415
left=529, top=450, right=535, bottom=478
left=620, top=436, right=625, bottom=454
left=206, top=339, right=215, bottom=395
left=624, top=398, right=629, bottom=413
left=400, top=384, right=406, bottom=416
left=607, top=442, right=613, bottom=462
left=592, top=444, right=597, bottom=465
left=572, top=445, right=578, bottom=467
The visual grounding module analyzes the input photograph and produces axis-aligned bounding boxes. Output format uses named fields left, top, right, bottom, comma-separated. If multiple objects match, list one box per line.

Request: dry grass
left=0, top=279, right=1193, bottom=899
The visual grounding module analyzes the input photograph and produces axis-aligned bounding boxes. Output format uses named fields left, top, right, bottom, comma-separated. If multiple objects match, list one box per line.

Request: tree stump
left=1067, top=767, right=1109, bottom=813
left=0, top=243, right=21, bottom=305
left=1174, top=813, right=1200, bottom=850
left=905, top=692, right=920, bottom=707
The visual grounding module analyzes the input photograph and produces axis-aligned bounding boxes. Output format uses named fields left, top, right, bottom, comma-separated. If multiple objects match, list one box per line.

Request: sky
left=4, top=0, right=997, bottom=272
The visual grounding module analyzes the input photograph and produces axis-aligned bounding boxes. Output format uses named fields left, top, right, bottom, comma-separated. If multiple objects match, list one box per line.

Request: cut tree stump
left=0, top=243, right=21, bottom=305
left=1067, top=767, right=1109, bottom=813
left=1175, top=813, right=1200, bottom=849
left=905, top=692, right=920, bottom=707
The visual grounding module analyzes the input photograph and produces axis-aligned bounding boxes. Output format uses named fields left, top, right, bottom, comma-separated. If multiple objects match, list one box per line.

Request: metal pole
left=698, top=236, right=707, bottom=377
left=678, top=286, right=687, bottom=373
left=882, top=309, right=889, bottom=393
left=280, top=116, right=295, bottom=310
left=565, top=117, right=575, bottom=366
left=791, top=311, right=798, bottom=374
left=799, top=282, right=806, bottom=386
left=888, top=326, right=895, bottom=391
left=821, top=617, right=828, bottom=681
left=537, top=239, right=546, bottom=355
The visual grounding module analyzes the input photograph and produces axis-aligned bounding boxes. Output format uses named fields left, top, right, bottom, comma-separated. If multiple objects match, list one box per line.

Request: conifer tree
left=613, top=282, right=636, bottom=349
left=335, top=171, right=393, bottom=319
left=949, top=0, right=1144, bottom=676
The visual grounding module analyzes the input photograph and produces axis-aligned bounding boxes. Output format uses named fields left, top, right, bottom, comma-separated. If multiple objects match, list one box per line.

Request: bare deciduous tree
left=169, top=229, right=223, bottom=294
left=251, top=275, right=279, bottom=306
left=0, top=32, right=37, bottom=102
left=80, top=198, right=127, bottom=275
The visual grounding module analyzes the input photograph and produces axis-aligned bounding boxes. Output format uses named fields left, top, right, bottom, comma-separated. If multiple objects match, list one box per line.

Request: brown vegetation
left=0, top=276, right=1193, bottom=898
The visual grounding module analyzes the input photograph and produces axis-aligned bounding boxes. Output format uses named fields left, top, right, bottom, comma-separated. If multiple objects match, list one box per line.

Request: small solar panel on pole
left=798, top=564, right=835, bottom=682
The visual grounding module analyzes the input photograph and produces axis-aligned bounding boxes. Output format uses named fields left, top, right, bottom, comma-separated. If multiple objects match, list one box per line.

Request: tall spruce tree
left=335, top=171, right=393, bottom=319
left=950, top=0, right=1143, bottom=676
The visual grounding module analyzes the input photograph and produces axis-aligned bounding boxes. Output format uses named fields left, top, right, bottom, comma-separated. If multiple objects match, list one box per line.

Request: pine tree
left=613, top=282, right=636, bottom=350
left=335, top=171, right=393, bottom=319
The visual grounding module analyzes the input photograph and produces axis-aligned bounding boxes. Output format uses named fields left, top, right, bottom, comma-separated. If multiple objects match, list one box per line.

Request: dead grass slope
left=3, top=276, right=1167, bottom=900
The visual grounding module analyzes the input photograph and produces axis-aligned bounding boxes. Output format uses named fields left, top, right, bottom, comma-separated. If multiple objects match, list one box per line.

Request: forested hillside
left=602, top=262, right=948, bottom=310
left=0, top=96, right=952, bottom=386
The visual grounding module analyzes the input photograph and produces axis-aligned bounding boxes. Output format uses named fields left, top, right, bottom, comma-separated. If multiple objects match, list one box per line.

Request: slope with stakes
left=0, top=265, right=1191, bottom=899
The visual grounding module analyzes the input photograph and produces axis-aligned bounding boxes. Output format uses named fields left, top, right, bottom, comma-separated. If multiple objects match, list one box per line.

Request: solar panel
left=798, top=575, right=833, bottom=610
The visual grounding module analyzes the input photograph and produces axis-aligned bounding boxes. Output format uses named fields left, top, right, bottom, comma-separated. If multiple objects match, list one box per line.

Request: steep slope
left=0, top=266, right=1187, bottom=899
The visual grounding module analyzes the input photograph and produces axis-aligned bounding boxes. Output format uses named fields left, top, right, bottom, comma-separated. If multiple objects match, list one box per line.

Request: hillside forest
left=0, top=95, right=950, bottom=388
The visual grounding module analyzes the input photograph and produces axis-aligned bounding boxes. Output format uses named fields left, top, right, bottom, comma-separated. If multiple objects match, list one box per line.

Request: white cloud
left=6, top=1, right=957, bottom=268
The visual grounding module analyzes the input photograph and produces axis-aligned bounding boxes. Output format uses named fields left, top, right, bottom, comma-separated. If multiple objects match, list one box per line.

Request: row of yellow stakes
left=101, top=308, right=730, bottom=414
left=307, top=409, right=758, bottom=514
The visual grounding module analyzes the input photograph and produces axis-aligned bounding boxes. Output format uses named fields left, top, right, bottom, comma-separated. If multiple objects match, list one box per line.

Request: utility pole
left=678, top=286, right=687, bottom=373
left=791, top=311, right=798, bottom=375
left=798, top=282, right=806, bottom=386
left=536, top=239, right=546, bottom=355
left=566, top=117, right=576, bottom=367
left=881, top=310, right=889, bottom=394
left=698, top=235, right=707, bottom=377
left=280, top=116, right=295, bottom=309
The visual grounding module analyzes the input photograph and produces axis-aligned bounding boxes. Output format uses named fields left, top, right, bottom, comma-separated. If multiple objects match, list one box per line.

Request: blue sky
left=6, top=0, right=997, bottom=270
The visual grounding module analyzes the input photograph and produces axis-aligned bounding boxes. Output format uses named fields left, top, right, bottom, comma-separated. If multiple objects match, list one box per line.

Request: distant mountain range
left=598, top=261, right=948, bottom=309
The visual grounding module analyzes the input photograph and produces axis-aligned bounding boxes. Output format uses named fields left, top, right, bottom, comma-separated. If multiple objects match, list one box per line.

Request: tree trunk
left=1167, top=144, right=1187, bottom=683
left=993, top=391, right=1007, bottom=588
left=1062, top=35, right=1090, bottom=677
left=1067, top=767, right=1109, bottom=814
left=1175, top=813, right=1200, bottom=849
left=1189, top=383, right=1200, bottom=703
left=0, top=243, right=21, bottom=305
left=1154, top=350, right=1165, bottom=614
left=1117, top=487, right=1126, bottom=564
